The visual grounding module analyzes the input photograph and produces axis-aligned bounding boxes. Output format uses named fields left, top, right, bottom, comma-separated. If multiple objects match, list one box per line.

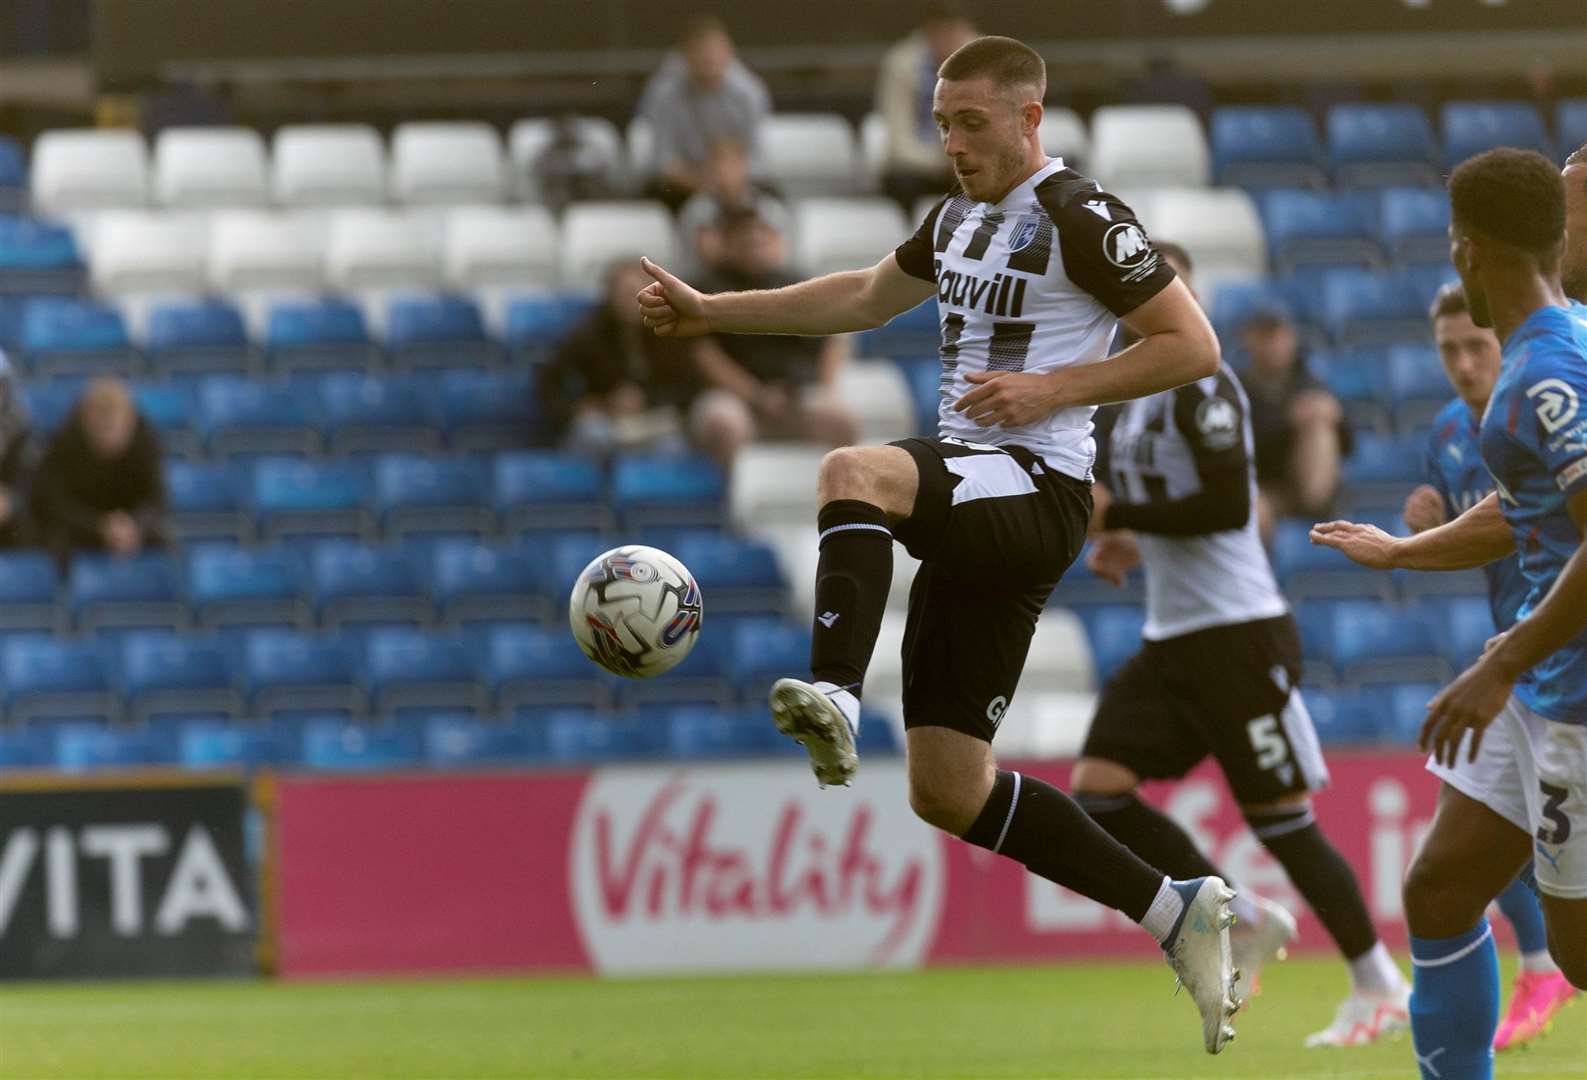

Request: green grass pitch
left=2, top=957, right=1581, bottom=1079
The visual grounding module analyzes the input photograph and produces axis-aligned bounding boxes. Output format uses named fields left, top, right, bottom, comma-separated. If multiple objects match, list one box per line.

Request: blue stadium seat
left=316, top=373, right=437, bottom=454
left=1272, top=521, right=1396, bottom=603
left=373, top=454, right=492, bottom=538
left=265, top=298, right=379, bottom=375
left=611, top=454, right=725, bottom=529
left=165, top=460, right=250, bottom=542
left=485, top=624, right=608, bottom=710
left=67, top=553, right=185, bottom=633
left=20, top=379, right=82, bottom=435
left=132, top=381, right=198, bottom=457
left=242, top=630, right=364, bottom=718
left=187, top=544, right=307, bottom=630
left=430, top=539, right=550, bottom=628
left=1325, top=601, right=1446, bottom=684
left=492, top=450, right=607, bottom=531
left=300, top=719, right=424, bottom=771
left=54, top=723, right=167, bottom=772
left=432, top=369, right=537, bottom=451
left=146, top=299, right=252, bottom=377
left=1431, top=594, right=1496, bottom=670
left=1211, top=106, right=1326, bottom=189
left=670, top=532, right=786, bottom=615
left=544, top=711, right=666, bottom=763
left=612, top=626, right=730, bottom=709
left=1074, top=604, right=1144, bottom=684
left=1258, top=190, right=1382, bottom=272
left=503, top=294, right=598, bottom=360
left=1388, top=345, right=1451, bottom=430
left=308, top=542, right=429, bottom=629
left=362, top=628, right=484, bottom=719
left=663, top=705, right=773, bottom=759
left=1378, top=187, right=1451, bottom=263
left=724, top=617, right=810, bottom=699
left=0, top=139, right=25, bottom=213
left=896, top=356, right=942, bottom=435
left=197, top=376, right=318, bottom=458
left=0, top=728, right=50, bottom=769
left=1343, top=432, right=1423, bottom=489
left=1558, top=100, right=1587, bottom=166
left=543, top=531, right=617, bottom=601
left=21, top=296, right=138, bottom=380
left=855, top=299, right=940, bottom=359
left=1, top=638, right=117, bottom=725
left=1209, top=279, right=1303, bottom=346
left=1314, top=349, right=1391, bottom=431
left=0, top=550, right=63, bottom=632
left=423, top=713, right=546, bottom=768
left=1320, top=268, right=1425, bottom=346
left=0, top=215, right=81, bottom=292
left=1441, top=101, right=1551, bottom=166
left=118, top=633, right=241, bottom=724
left=1383, top=681, right=1445, bottom=745
left=251, top=458, right=372, bottom=543
left=1326, top=104, right=1441, bottom=187
left=1303, top=687, right=1389, bottom=747
left=386, top=294, right=500, bottom=372
left=178, top=722, right=287, bottom=770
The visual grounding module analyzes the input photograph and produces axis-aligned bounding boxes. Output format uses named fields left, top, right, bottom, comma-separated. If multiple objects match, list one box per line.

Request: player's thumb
left=640, top=256, right=679, bottom=289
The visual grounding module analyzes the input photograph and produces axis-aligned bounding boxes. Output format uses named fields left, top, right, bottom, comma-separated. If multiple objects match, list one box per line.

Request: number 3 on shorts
left=1247, top=715, right=1288, bottom=771
left=1537, top=781, right=1573, bottom=844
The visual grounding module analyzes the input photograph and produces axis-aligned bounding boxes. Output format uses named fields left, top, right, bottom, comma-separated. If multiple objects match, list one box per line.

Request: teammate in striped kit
left=639, top=35, right=1242, bottom=1053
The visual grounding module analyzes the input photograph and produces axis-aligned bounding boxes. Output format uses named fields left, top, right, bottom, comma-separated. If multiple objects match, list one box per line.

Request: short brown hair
left=937, top=35, right=1046, bottom=97
left=1428, top=280, right=1469, bottom=322
left=1448, top=147, right=1565, bottom=257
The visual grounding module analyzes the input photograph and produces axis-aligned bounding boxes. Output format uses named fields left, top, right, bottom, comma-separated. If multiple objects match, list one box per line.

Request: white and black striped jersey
left=1103, top=366, right=1289, bottom=640
left=894, top=157, right=1176, bottom=481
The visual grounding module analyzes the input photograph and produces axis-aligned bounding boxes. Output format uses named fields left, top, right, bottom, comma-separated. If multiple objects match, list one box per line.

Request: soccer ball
left=569, top=545, right=702, bottom=678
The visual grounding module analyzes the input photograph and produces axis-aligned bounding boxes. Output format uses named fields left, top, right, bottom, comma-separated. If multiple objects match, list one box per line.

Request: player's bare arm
left=637, top=252, right=934, bottom=338
left=1310, top=491, right=1514, bottom=571
left=954, top=278, right=1218, bottom=427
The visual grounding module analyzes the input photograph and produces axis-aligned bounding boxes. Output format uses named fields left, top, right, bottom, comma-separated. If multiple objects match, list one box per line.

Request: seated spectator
left=689, top=208, right=858, bottom=467
left=637, top=16, right=771, bottom=212
left=31, top=378, right=165, bottom=562
left=531, top=113, right=622, bottom=212
left=1240, top=303, right=1351, bottom=540
left=0, top=349, right=34, bottom=547
left=537, top=260, right=698, bottom=454
left=677, top=136, right=789, bottom=269
left=875, top=3, right=976, bottom=212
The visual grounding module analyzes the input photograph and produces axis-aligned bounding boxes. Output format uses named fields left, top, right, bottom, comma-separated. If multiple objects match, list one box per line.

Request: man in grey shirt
left=637, top=16, right=771, bottom=211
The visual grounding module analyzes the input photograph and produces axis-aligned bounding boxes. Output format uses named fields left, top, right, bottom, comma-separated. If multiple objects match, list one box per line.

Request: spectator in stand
left=538, top=260, right=698, bottom=455
left=637, top=16, right=771, bottom=212
left=31, top=378, right=165, bottom=563
left=875, top=2, right=976, bottom=213
left=0, top=350, right=33, bottom=547
left=689, top=208, right=858, bottom=467
left=531, top=113, right=622, bottom=212
left=677, top=135, right=789, bottom=269
left=1240, top=302, right=1351, bottom=541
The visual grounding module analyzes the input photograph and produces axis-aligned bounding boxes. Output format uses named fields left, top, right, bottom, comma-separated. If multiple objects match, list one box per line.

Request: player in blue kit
left=1314, top=148, right=1587, bottom=1080
left=1402, top=281, right=1579, bottom=1050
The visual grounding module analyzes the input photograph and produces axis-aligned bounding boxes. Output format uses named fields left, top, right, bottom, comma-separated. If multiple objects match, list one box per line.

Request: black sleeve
left=1102, top=372, right=1252, bottom=536
left=1036, top=172, right=1177, bottom=317
left=892, top=192, right=952, bottom=283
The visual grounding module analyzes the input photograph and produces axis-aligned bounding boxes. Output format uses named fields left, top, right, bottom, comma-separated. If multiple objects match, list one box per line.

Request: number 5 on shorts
left=1247, top=715, right=1288, bottom=771
left=1537, top=781, right=1573, bottom=844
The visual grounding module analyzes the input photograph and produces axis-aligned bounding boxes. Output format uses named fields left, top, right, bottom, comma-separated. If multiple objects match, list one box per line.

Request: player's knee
left=817, top=446, right=873, bottom=503
left=1070, top=757, right=1139, bottom=797
left=907, top=773, right=981, bottom=835
left=1403, top=849, right=1485, bottom=937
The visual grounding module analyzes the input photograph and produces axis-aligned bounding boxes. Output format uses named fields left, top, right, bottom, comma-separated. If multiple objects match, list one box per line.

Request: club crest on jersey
left=1008, top=215, right=1040, bottom=254
left=1195, top=396, right=1240, bottom=450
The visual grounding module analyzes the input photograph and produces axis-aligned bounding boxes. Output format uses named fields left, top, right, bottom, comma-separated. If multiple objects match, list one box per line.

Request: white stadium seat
left=31, top=129, right=149, bottom=214
left=627, top=117, right=655, bottom=179
left=1149, top=187, right=1267, bottom=286
left=859, top=112, right=888, bottom=184
left=208, top=210, right=326, bottom=294
left=89, top=211, right=208, bottom=296
left=442, top=205, right=559, bottom=290
left=560, top=200, right=675, bottom=292
left=508, top=116, right=626, bottom=200
left=1039, top=107, right=1091, bottom=169
left=272, top=124, right=386, bottom=207
left=1090, top=105, right=1210, bottom=190
left=836, top=359, right=916, bottom=443
left=389, top=122, right=506, bottom=205
left=729, top=445, right=825, bottom=531
left=792, top=197, right=908, bottom=277
left=324, top=209, right=441, bottom=292
left=761, top=113, right=861, bottom=196
left=153, top=127, right=269, bottom=208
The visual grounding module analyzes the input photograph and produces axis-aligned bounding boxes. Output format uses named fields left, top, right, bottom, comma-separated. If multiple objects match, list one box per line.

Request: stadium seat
left=301, top=719, right=424, bottom=771
left=560, top=200, right=676, bottom=291
left=837, top=358, right=916, bottom=442
left=316, top=374, right=436, bottom=455
left=67, top=553, right=185, bottom=633
left=502, top=294, right=598, bottom=361
left=761, top=113, right=861, bottom=196
left=385, top=293, right=499, bottom=371
left=187, top=544, right=307, bottom=630
left=146, top=299, right=253, bottom=377
left=670, top=533, right=786, bottom=616
left=251, top=458, right=372, bottom=543
left=508, top=115, right=627, bottom=201
left=263, top=297, right=378, bottom=374
left=1210, top=106, right=1326, bottom=189
left=544, top=530, right=618, bottom=602
left=20, top=296, right=138, bottom=380
left=1324, top=601, right=1446, bottom=684
left=1378, top=187, right=1451, bottom=264
left=30, top=129, right=150, bottom=215
left=424, top=713, right=545, bottom=768
left=1272, top=520, right=1395, bottom=602
left=486, top=624, right=609, bottom=710
left=1558, top=99, right=1587, bottom=166
left=430, top=539, right=549, bottom=628
left=117, top=633, right=241, bottom=724
left=0, top=136, right=24, bottom=213
left=165, top=460, right=249, bottom=543
left=271, top=124, right=386, bottom=207
left=432, top=369, right=537, bottom=452
left=197, top=377, right=318, bottom=458
left=1320, top=267, right=1427, bottom=346
left=310, top=541, right=430, bottom=630
left=1303, top=687, right=1389, bottom=747
left=0, top=728, right=50, bottom=769
left=663, top=705, right=773, bottom=760
left=179, top=722, right=287, bottom=770
left=1343, top=431, right=1423, bottom=490
left=1090, top=105, right=1210, bottom=189
left=1258, top=189, right=1382, bottom=272
left=723, top=617, right=809, bottom=699
left=896, top=356, right=942, bottom=435
left=791, top=197, right=909, bottom=277
left=1326, top=104, right=1441, bottom=188
left=208, top=210, right=326, bottom=294
left=442, top=206, right=559, bottom=291
left=390, top=121, right=506, bottom=205
left=1441, top=101, right=1551, bottom=166
left=545, top=711, right=665, bottom=763
left=857, top=298, right=939, bottom=359
left=1431, top=594, right=1496, bottom=670
left=492, top=450, right=607, bottom=532
left=54, top=723, right=166, bottom=772
left=1207, top=278, right=1297, bottom=344
left=324, top=209, right=442, bottom=293
left=626, top=116, right=655, bottom=178
left=1388, top=344, right=1452, bottom=429
left=1, top=637, right=117, bottom=725
left=0, top=214, right=82, bottom=293
left=1039, top=107, right=1090, bottom=168
left=1148, top=188, right=1266, bottom=284
left=0, top=550, right=63, bottom=632
left=1073, top=604, right=1145, bottom=685
left=242, top=631, right=364, bottom=718
left=362, top=628, right=484, bottom=719
left=612, top=454, right=725, bottom=529
left=373, top=453, right=492, bottom=538
left=728, top=445, right=824, bottom=530
left=152, top=127, right=268, bottom=208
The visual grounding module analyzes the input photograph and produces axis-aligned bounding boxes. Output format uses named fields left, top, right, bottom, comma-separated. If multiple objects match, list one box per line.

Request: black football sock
left=808, top=499, right=892, bottom=694
left=1077, top=791, right=1230, bottom=884
left=1247, top=805, right=1378, bottom=959
left=963, top=770, right=1166, bottom=921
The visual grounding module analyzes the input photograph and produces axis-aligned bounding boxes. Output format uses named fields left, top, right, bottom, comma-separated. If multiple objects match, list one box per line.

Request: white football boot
left=1162, top=876, right=1242, bottom=1054
left=1303, top=982, right=1412, bottom=1047
left=1231, top=894, right=1300, bottom=1006
left=769, top=677, right=858, bottom=788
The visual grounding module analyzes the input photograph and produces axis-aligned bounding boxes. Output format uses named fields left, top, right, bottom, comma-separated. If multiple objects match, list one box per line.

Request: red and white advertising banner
left=274, top=752, right=1456, bottom=977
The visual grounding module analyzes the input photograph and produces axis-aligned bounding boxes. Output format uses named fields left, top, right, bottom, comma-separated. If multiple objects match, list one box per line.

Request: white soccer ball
left=569, top=545, right=702, bottom=678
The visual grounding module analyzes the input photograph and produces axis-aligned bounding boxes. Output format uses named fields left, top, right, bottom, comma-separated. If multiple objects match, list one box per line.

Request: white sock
left=1140, top=877, right=1184, bottom=946
left=1229, top=891, right=1260, bottom=927
left=811, top=680, right=860, bottom=736
left=1519, top=949, right=1560, bottom=975
left=1348, top=942, right=1405, bottom=993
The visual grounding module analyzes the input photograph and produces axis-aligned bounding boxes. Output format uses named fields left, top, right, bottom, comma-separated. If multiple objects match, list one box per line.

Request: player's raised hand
left=1086, top=531, right=1140, bottom=586
left=636, top=257, right=711, bottom=337
left=955, top=371, right=1059, bottom=427
left=1402, top=484, right=1447, bottom=533
left=1308, top=520, right=1400, bottom=570
left=1420, top=655, right=1514, bottom=767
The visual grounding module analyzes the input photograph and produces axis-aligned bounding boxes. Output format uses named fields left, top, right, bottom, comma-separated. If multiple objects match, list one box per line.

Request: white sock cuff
left=811, top=681, right=861, bottom=736
left=1140, top=876, right=1182, bottom=946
